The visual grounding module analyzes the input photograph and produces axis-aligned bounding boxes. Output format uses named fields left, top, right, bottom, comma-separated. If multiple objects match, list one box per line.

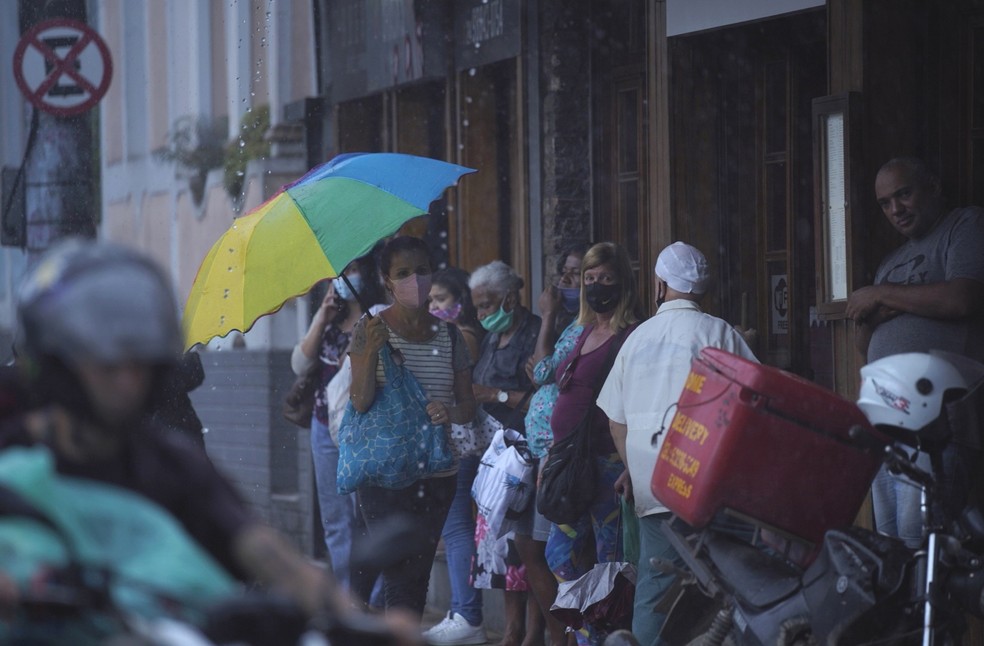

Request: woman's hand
left=361, top=315, right=388, bottom=355
left=614, top=468, right=633, bottom=500
left=300, top=283, right=341, bottom=359
left=426, top=401, right=451, bottom=425
left=310, top=285, right=340, bottom=333
left=538, top=284, right=561, bottom=319
left=320, top=284, right=341, bottom=316
left=524, top=355, right=536, bottom=382
left=472, top=383, right=500, bottom=405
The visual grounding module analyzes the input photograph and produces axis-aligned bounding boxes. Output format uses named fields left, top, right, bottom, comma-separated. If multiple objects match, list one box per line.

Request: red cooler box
left=651, top=348, right=881, bottom=547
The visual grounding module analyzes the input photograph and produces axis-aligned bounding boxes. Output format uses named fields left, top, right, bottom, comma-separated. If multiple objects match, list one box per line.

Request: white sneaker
left=422, top=612, right=487, bottom=646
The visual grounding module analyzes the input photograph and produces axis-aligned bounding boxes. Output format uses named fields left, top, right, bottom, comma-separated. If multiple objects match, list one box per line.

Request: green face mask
left=481, top=298, right=514, bottom=334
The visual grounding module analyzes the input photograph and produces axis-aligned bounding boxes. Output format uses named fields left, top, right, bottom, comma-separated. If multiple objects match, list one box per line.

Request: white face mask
left=333, top=274, right=363, bottom=301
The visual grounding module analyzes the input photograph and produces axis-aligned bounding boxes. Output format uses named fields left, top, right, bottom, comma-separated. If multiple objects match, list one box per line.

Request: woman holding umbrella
left=292, top=251, right=387, bottom=603
left=349, top=236, right=477, bottom=621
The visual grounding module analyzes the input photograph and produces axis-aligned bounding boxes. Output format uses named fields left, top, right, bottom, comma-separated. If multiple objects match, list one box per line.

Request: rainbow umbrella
left=182, top=152, right=475, bottom=349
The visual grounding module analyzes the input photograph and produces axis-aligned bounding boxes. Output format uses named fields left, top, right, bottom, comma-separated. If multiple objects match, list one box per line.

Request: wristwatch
left=496, top=390, right=509, bottom=404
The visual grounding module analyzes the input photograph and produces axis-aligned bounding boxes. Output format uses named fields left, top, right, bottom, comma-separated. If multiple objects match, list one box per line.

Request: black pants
left=357, top=475, right=456, bottom=617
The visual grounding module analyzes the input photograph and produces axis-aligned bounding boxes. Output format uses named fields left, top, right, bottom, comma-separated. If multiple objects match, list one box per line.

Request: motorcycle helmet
left=16, top=238, right=182, bottom=418
left=858, top=352, right=968, bottom=437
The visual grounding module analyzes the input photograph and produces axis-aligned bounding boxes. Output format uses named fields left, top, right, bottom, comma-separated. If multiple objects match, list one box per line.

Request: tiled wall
left=190, top=349, right=318, bottom=557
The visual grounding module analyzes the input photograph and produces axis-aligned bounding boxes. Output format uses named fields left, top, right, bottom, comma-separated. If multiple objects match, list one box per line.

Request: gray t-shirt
left=868, top=206, right=984, bottom=363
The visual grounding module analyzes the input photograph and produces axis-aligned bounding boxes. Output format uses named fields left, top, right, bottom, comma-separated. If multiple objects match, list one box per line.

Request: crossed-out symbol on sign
left=13, top=18, right=112, bottom=117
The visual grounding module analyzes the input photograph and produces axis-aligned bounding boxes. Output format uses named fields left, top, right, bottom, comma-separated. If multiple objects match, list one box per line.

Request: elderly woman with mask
left=468, top=260, right=543, bottom=646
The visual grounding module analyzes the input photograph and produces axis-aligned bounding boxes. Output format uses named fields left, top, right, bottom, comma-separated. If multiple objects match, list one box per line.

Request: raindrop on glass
left=468, top=68, right=477, bottom=77
left=462, top=119, right=469, bottom=127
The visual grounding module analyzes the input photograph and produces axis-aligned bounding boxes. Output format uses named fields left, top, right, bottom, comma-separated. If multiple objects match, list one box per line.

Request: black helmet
left=17, top=238, right=182, bottom=368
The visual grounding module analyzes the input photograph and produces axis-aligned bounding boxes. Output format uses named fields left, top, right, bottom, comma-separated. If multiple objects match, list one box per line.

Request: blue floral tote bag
left=336, top=344, right=455, bottom=494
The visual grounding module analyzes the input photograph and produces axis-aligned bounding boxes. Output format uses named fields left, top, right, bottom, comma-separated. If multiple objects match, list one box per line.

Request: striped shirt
left=375, top=321, right=470, bottom=404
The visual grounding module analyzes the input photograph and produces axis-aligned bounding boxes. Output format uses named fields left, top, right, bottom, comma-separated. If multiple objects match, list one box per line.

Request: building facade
left=311, top=0, right=984, bottom=398
left=4, top=0, right=984, bottom=562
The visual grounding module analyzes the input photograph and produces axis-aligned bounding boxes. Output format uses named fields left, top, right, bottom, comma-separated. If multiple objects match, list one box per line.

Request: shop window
left=812, top=92, right=862, bottom=320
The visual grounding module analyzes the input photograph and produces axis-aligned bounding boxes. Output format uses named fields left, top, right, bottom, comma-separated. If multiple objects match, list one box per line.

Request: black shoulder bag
left=537, top=327, right=629, bottom=525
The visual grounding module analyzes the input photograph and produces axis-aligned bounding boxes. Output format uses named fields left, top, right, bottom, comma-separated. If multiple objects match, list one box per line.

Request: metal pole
left=19, top=0, right=97, bottom=263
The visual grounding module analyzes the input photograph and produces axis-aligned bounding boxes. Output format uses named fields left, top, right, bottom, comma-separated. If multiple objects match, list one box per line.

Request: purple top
left=549, top=326, right=618, bottom=455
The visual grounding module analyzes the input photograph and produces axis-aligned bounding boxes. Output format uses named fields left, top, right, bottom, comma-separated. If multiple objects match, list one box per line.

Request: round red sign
left=12, top=18, right=113, bottom=117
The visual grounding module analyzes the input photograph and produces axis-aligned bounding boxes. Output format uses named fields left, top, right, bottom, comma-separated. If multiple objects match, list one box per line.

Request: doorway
left=668, top=9, right=828, bottom=380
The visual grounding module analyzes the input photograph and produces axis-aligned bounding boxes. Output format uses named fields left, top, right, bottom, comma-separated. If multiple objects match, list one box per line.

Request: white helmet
left=858, top=353, right=968, bottom=433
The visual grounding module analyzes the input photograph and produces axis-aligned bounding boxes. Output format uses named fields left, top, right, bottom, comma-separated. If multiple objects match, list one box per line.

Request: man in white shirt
left=597, top=242, right=757, bottom=645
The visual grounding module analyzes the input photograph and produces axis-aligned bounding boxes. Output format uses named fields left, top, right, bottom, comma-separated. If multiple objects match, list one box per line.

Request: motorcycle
left=0, top=446, right=405, bottom=645
left=651, top=350, right=984, bottom=646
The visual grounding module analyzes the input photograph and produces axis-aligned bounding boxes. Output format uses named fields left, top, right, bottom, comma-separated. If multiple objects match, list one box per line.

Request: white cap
left=655, top=242, right=710, bottom=294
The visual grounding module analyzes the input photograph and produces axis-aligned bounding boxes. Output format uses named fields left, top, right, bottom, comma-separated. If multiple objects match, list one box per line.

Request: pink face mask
left=392, top=273, right=433, bottom=309
left=431, top=302, right=463, bottom=322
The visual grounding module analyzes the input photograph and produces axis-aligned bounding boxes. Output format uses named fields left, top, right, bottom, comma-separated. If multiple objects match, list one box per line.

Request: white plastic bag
left=326, top=354, right=352, bottom=444
left=471, top=425, right=535, bottom=537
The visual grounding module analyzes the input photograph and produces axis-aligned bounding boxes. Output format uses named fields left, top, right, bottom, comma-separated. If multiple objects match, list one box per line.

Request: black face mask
left=585, top=282, right=620, bottom=313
